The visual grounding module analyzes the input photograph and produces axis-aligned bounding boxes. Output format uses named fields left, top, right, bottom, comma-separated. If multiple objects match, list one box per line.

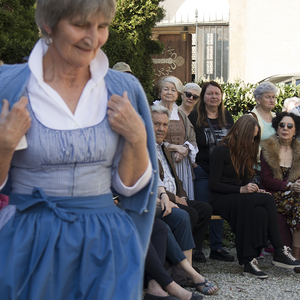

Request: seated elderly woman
left=209, top=114, right=300, bottom=279
left=260, top=112, right=300, bottom=265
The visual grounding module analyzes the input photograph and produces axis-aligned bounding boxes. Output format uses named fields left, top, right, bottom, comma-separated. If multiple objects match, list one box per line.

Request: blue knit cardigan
left=0, top=63, right=158, bottom=253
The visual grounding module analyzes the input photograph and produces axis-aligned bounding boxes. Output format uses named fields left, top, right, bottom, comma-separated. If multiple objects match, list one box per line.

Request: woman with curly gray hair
left=251, top=82, right=277, bottom=141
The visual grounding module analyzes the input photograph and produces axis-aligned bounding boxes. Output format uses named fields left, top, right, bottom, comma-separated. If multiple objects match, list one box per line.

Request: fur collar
left=261, top=135, right=300, bottom=182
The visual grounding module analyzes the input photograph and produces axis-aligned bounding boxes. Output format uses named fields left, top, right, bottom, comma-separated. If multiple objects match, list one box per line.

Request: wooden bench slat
left=211, top=215, right=223, bottom=220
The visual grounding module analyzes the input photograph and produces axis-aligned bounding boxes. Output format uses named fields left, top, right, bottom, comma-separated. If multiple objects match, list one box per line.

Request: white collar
left=28, top=39, right=109, bottom=86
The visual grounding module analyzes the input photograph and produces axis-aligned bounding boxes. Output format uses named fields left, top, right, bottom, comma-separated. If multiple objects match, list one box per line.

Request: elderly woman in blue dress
left=0, top=0, right=157, bottom=299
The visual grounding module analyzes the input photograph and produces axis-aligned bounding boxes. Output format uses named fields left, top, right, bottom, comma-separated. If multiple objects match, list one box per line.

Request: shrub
left=103, top=0, right=165, bottom=101
left=197, top=78, right=300, bottom=120
left=0, top=0, right=39, bottom=64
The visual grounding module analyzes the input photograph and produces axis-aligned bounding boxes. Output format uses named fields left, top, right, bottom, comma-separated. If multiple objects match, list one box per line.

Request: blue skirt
left=0, top=188, right=144, bottom=300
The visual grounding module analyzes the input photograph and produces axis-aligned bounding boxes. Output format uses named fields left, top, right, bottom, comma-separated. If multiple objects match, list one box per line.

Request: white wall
left=158, top=0, right=229, bottom=24
left=229, top=0, right=300, bottom=83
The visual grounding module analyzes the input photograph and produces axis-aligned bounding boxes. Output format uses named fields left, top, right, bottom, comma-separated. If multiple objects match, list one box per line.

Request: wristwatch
left=159, top=192, right=167, bottom=199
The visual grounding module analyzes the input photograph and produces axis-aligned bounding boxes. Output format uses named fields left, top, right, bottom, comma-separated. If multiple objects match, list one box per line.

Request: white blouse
left=1, top=40, right=151, bottom=196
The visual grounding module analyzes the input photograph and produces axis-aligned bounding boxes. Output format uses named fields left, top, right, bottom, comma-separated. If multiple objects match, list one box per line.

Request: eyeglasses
left=279, top=122, right=294, bottom=129
left=184, top=92, right=199, bottom=101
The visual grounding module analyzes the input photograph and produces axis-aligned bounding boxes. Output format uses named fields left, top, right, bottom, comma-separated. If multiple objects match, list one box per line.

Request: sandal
left=193, top=279, right=219, bottom=295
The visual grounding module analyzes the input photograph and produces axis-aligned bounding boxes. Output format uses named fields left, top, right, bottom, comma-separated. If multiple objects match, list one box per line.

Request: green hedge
left=197, top=79, right=300, bottom=121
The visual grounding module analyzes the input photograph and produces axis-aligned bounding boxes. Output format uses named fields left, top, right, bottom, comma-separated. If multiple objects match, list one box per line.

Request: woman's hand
left=240, top=182, right=259, bottom=193
left=176, top=145, right=189, bottom=157
left=257, top=189, right=271, bottom=195
left=0, top=97, right=31, bottom=152
left=291, top=180, right=300, bottom=193
left=107, top=92, right=146, bottom=146
left=160, top=193, right=177, bottom=217
left=174, top=152, right=184, bottom=162
left=107, top=92, right=149, bottom=187
left=175, top=195, right=188, bottom=206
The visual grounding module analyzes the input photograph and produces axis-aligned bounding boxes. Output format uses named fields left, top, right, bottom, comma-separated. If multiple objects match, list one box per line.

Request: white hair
left=282, top=97, right=300, bottom=112
left=184, top=82, right=201, bottom=93
left=253, top=82, right=277, bottom=100
left=150, top=105, right=170, bottom=119
left=158, top=76, right=184, bottom=94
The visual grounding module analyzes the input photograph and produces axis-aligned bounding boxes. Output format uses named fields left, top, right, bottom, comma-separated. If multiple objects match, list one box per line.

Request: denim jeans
left=194, top=165, right=224, bottom=250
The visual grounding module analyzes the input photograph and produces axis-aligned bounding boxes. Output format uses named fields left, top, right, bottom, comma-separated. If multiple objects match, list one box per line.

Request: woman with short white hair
left=283, top=97, right=300, bottom=112
left=153, top=76, right=198, bottom=201
left=179, top=82, right=201, bottom=116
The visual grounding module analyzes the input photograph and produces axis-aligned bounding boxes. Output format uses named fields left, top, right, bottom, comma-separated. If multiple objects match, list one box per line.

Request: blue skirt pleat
left=0, top=190, right=143, bottom=300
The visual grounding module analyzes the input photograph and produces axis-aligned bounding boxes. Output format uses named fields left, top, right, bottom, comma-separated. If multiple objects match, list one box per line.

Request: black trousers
left=145, top=218, right=173, bottom=289
left=177, top=200, right=212, bottom=251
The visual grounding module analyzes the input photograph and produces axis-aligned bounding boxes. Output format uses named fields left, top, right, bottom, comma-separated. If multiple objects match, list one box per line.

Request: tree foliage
left=0, top=0, right=165, bottom=99
left=102, top=0, right=165, bottom=100
left=0, top=0, right=39, bottom=64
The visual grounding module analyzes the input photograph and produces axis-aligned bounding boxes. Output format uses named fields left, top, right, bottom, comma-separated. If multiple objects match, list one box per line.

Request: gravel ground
left=191, top=248, right=300, bottom=300
left=143, top=247, right=300, bottom=300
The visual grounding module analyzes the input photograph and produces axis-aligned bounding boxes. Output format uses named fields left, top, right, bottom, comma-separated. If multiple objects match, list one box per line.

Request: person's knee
left=201, top=202, right=213, bottom=217
left=177, top=208, right=192, bottom=225
left=153, top=218, right=168, bottom=236
left=190, top=201, right=213, bottom=218
left=166, top=207, right=192, bottom=228
left=254, top=206, right=268, bottom=219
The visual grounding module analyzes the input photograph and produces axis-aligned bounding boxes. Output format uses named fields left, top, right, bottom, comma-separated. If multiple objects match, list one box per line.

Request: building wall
left=229, top=0, right=300, bottom=83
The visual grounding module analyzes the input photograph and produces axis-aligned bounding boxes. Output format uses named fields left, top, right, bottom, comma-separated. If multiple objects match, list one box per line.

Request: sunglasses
left=279, top=122, right=294, bottom=129
left=184, top=91, right=199, bottom=101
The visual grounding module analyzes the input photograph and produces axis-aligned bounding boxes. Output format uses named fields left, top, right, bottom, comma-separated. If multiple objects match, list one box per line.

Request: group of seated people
left=1, top=69, right=300, bottom=300
left=141, top=76, right=300, bottom=299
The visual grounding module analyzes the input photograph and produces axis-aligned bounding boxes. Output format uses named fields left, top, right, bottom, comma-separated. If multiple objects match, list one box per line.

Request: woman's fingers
left=177, top=145, right=188, bottom=156
left=0, top=99, right=10, bottom=118
left=0, top=97, right=31, bottom=151
left=107, top=92, right=146, bottom=145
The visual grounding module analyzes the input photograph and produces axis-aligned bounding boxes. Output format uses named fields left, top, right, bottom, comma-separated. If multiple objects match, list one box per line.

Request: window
left=193, top=25, right=229, bottom=82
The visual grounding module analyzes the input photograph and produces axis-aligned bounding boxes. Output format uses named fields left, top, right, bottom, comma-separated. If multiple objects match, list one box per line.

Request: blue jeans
left=194, top=165, right=224, bottom=251
left=158, top=207, right=195, bottom=251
